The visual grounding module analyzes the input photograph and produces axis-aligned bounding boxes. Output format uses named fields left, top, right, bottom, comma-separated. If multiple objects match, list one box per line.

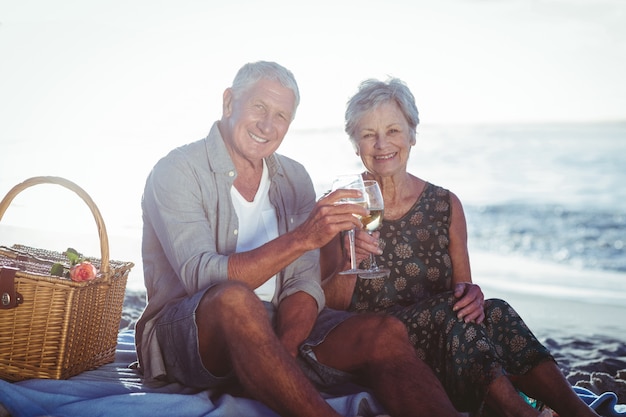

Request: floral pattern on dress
left=348, top=182, right=553, bottom=413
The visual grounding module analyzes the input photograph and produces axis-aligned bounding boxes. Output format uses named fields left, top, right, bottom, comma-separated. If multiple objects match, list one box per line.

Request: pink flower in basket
left=69, top=261, right=98, bottom=282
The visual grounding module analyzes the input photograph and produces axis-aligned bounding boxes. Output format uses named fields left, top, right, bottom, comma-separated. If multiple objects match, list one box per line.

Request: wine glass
left=358, top=180, right=390, bottom=279
left=331, top=174, right=368, bottom=275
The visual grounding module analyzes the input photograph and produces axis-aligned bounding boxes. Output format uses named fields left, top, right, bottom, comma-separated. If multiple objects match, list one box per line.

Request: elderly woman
left=321, top=78, right=599, bottom=417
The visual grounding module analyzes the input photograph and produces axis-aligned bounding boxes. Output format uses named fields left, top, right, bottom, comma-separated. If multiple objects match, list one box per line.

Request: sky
left=1, top=0, right=625, bottom=220
left=1, top=0, right=624, bottom=286
left=1, top=0, right=625, bottom=146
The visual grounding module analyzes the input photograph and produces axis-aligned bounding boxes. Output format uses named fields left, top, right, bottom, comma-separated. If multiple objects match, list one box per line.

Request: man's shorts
left=155, top=286, right=356, bottom=390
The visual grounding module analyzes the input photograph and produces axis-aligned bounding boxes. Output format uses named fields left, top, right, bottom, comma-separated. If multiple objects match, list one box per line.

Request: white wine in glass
left=331, top=174, right=368, bottom=275
left=358, top=180, right=390, bottom=279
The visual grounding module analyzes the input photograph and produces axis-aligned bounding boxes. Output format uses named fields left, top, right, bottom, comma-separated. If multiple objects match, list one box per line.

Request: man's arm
left=227, top=228, right=313, bottom=290
left=227, top=189, right=367, bottom=288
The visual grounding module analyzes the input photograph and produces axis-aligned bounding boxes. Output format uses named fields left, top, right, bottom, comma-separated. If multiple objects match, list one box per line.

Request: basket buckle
left=0, top=267, right=23, bottom=309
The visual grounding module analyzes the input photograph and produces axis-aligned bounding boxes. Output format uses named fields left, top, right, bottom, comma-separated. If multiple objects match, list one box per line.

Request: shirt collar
left=204, top=121, right=285, bottom=179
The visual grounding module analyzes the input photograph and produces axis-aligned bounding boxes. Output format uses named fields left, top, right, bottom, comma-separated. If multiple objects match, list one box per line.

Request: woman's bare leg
left=512, top=361, right=599, bottom=417
left=484, top=374, right=543, bottom=417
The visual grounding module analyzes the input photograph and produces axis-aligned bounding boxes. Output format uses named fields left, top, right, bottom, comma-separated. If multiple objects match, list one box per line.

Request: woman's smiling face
left=353, top=101, right=416, bottom=178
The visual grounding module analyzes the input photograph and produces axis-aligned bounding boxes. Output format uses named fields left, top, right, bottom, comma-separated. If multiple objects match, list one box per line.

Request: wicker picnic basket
left=0, top=176, right=134, bottom=381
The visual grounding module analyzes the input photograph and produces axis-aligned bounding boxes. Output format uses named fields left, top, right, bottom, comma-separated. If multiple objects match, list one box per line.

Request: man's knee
left=198, top=281, right=262, bottom=319
left=196, top=281, right=271, bottom=354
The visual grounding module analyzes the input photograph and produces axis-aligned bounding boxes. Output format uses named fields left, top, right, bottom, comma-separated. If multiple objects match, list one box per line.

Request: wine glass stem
left=348, top=228, right=357, bottom=271
left=368, top=232, right=378, bottom=270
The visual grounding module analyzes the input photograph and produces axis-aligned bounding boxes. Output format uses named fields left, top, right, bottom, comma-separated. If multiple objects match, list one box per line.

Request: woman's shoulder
left=423, top=182, right=466, bottom=222
left=423, top=181, right=464, bottom=205
left=424, top=181, right=449, bottom=195
left=418, top=181, right=469, bottom=223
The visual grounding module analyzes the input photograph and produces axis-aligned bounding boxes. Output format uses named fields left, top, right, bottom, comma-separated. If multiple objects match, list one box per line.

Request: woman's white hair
left=345, top=77, right=419, bottom=142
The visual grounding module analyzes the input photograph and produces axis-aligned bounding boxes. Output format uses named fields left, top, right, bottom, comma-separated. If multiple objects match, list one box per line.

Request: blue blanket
left=0, top=331, right=386, bottom=417
left=0, top=331, right=624, bottom=417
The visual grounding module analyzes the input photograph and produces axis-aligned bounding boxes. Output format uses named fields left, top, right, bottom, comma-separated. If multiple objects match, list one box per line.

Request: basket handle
left=0, top=176, right=110, bottom=275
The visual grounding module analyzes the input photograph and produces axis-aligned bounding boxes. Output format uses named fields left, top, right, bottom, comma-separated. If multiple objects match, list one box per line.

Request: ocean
left=1, top=122, right=625, bottom=306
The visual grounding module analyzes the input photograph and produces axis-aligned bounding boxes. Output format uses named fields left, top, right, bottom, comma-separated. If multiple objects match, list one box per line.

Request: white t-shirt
left=230, top=161, right=279, bottom=301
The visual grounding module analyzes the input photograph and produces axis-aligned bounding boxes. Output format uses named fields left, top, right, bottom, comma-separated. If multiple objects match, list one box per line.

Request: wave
left=466, top=204, right=626, bottom=274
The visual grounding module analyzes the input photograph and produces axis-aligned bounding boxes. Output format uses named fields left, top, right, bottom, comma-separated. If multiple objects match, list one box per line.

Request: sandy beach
left=476, top=287, right=626, bottom=403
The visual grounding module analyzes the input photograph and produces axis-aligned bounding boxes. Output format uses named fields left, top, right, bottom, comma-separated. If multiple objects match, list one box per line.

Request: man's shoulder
left=156, top=135, right=222, bottom=169
left=272, top=152, right=309, bottom=175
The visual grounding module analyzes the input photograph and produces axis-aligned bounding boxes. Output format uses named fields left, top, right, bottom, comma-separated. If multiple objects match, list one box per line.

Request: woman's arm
left=449, top=191, right=472, bottom=285
left=448, top=191, right=485, bottom=323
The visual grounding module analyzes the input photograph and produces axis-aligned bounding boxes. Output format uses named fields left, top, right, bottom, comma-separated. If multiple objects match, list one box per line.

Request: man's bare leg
left=196, top=282, right=342, bottom=417
left=314, top=313, right=463, bottom=417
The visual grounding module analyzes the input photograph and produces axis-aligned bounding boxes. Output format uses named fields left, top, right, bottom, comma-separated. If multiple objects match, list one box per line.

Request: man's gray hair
left=231, top=61, right=300, bottom=119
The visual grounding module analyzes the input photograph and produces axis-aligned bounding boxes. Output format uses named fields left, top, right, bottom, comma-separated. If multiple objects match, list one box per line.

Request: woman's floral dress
left=348, top=182, right=553, bottom=413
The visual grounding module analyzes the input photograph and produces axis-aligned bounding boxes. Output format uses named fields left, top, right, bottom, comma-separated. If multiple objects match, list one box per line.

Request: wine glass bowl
left=331, top=175, right=369, bottom=275
left=358, top=180, right=389, bottom=279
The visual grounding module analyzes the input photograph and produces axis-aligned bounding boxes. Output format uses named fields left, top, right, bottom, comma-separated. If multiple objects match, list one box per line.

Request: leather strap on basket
left=0, top=267, right=23, bottom=309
